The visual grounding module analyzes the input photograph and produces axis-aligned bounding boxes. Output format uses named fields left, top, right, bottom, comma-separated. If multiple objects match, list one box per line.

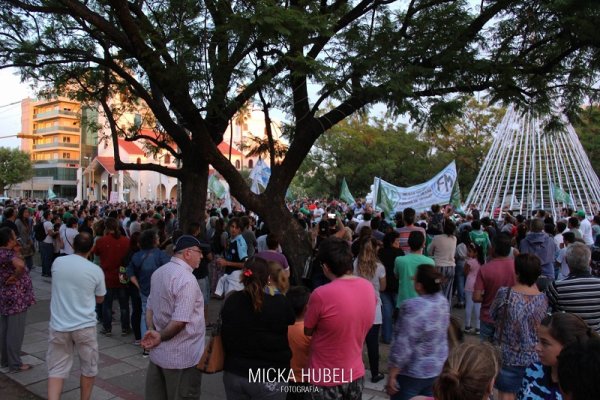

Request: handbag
left=197, top=313, right=224, bottom=373
left=494, top=287, right=512, bottom=352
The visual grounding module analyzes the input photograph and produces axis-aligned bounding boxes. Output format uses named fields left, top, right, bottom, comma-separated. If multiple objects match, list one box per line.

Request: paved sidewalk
left=2, top=267, right=389, bottom=400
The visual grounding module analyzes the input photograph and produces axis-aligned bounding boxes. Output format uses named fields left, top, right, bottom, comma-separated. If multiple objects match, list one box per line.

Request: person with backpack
left=36, top=210, right=58, bottom=278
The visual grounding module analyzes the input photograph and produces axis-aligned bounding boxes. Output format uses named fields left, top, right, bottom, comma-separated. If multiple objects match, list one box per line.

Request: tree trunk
left=257, top=203, right=312, bottom=285
left=178, top=161, right=209, bottom=234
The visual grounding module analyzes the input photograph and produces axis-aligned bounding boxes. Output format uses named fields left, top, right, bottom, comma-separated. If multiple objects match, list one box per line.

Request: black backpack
left=34, top=221, right=47, bottom=242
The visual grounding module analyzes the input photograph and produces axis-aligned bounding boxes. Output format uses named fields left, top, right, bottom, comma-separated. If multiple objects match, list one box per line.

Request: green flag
left=47, top=188, right=56, bottom=200
left=551, top=183, right=573, bottom=205
left=339, top=178, right=355, bottom=205
left=208, top=174, right=227, bottom=199
left=450, top=179, right=464, bottom=213
left=376, top=179, right=395, bottom=218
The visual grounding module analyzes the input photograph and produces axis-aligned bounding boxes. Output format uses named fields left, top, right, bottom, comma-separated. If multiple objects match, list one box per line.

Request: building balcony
left=34, top=159, right=79, bottom=165
left=33, top=109, right=79, bottom=121
left=33, top=125, right=80, bottom=134
left=33, top=142, right=80, bottom=150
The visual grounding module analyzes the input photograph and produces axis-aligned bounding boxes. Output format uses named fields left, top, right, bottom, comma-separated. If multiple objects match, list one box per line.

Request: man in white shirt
left=577, top=210, right=594, bottom=246
left=47, top=233, right=106, bottom=400
left=60, top=217, right=79, bottom=255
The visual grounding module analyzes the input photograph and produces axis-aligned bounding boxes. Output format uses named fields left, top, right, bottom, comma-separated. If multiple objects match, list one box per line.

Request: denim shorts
left=495, top=365, right=527, bottom=393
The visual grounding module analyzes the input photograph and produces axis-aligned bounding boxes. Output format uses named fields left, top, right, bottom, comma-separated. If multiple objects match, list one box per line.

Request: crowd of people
left=0, top=196, right=600, bottom=400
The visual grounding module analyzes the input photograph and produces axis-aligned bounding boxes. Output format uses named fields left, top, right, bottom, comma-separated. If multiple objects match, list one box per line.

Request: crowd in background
left=0, top=196, right=600, bottom=400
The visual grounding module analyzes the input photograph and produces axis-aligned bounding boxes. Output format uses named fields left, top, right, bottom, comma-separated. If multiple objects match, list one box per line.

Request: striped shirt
left=147, top=257, right=205, bottom=369
left=547, top=273, right=600, bottom=332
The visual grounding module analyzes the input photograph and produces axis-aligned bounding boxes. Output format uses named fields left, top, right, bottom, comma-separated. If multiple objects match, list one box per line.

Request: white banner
left=372, top=161, right=457, bottom=213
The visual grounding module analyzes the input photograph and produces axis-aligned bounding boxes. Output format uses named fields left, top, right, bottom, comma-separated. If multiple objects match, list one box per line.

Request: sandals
left=9, top=364, right=32, bottom=373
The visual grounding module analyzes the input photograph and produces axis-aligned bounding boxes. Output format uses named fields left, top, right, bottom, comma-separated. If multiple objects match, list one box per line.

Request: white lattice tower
left=465, top=105, right=600, bottom=220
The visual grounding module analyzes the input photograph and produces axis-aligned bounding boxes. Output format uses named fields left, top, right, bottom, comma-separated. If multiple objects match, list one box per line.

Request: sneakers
left=133, top=339, right=141, bottom=346
left=475, top=328, right=481, bottom=335
left=121, top=329, right=131, bottom=336
left=142, top=349, right=149, bottom=358
left=464, top=327, right=473, bottom=334
left=100, top=328, right=112, bottom=336
left=371, top=373, right=385, bottom=383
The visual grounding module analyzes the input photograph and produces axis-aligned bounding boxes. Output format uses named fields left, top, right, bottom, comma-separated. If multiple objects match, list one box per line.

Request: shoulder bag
left=197, top=310, right=224, bottom=373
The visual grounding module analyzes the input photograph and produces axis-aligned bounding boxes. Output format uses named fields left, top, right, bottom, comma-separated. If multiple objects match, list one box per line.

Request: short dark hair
left=403, top=208, right=416, bottom=224
left=266, top=233, right=279, bottom=250
left=493, top=233, right=512, bottom=257
left=0, top=227, right=15, bottom=246
left=3, top=207, right=15, bottom=219
left=514, top=253, right=542, bottom=286
left=443, top=219, right=456, bottom=236
left=562, top=231, right=576, bottom=244
left=568, top=216, right=580, bottom=228
left=139, top=229, right=158, bottom=250
left=471, top=220, right=482, bottom=230
left=317, top=237, right=353, bottom=277
left=67, top=217, right=78, bottom=227
left=286, top=286, right=311, bottom=317
left=383, top=231, right=400, bottom=248
left=73, top=232, right=94, bottom=253
left=408, top=230, right=425, bottom=251
left=558, top=338, right=600, bottom=400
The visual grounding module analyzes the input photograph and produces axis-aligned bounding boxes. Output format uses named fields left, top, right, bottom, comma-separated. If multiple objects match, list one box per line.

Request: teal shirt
left=394, top=253, right=435, bottom=307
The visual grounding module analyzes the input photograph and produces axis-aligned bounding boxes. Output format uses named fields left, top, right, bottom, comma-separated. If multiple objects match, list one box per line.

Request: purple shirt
left=389, top=292, right=449, bottom=378
left=147, top=257, right=205, bottom=369
left=256, top=250, right=289, bottom=270
left=0, top=248, right=35, bottom=316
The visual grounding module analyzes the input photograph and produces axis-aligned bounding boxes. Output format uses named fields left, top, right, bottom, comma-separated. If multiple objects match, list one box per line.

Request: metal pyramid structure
left=465, top=105, right=600, bottom=219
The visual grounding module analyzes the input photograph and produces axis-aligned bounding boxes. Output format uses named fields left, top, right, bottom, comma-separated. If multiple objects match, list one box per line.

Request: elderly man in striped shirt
left=141, top=235, right=209, bottom=400
left=547, top=242, right=600, bottom=333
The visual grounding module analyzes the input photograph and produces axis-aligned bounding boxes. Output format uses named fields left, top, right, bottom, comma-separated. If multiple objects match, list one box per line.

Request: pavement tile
left=26, top=374, right=80, bottom=397
left=61, top=386, right=116, bottom=400
left=22, top=331, right=48, bottom=345
left=8, top=363, right=50, bottom=386
left=96, top=362, right=139, bottom=380
left=27, top=321, right=50, bottom=332
left=120, top=354, right=150, bottom=369
left=22, top=339, right=52, bottom=354
left=97, top=371, right=145, bottom=400
left=97, top=336, right=125, bottom=350
left=21, top=354, right=45, bottom=366
left=31, top=351, right=47, bottom=361
left=101, top=344, right=143, bottom=360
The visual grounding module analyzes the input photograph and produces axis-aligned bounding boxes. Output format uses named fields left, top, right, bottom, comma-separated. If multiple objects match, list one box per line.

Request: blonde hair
left=267, top=261, right=289, bottom=294
left=433, top=342, right=500, bottom=400
left=356, top=238, right=379, bottom=279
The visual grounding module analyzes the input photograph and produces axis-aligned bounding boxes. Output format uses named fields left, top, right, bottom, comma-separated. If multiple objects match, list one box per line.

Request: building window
left=235, top=160, right=241, bottom=169
left=62, top=136, right=70, bottom=143
left=248, top=159, right=253, bottom=169
left=137, top=157, right=141, bottom=164
left=164, top=154, right=171, bottom=164
left=63, top=153, right=70, bottom=159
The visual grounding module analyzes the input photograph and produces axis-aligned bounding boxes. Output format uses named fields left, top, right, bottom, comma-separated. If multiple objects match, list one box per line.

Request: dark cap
left=174, top=235, right=210, bottom=252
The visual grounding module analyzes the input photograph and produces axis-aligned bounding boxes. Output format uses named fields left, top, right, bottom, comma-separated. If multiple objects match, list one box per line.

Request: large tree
left=0, top=147, right=34, bottom=194
left=1, top=0, right=599, bottom=272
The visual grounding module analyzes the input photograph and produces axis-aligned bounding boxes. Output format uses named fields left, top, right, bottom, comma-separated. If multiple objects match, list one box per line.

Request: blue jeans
left=390, top=375, right=436, bottom=400
left=102, top=287, right=130, bottom=333
left=141, top=293, right=148, bottom=338
left=39, top=242, right=54, bottom=276
left=454, top=260, right=465, bottom=304
left=479, top=320, right=495, bottom=343
left=380, top=291, right=396, bottom=344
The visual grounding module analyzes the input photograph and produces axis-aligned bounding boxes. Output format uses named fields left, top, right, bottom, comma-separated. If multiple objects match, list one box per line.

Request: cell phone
left=328, top=213, right=336, bottom=219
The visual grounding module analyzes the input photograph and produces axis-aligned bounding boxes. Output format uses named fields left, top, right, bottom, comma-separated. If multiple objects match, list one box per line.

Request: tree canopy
left=1, top=0, right=599, bottom=267
left=0, top=147, right=34, bottom=193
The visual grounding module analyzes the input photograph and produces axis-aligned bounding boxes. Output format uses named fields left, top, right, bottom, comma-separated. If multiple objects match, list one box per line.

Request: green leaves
left=0, top=147, right=34, bottom=192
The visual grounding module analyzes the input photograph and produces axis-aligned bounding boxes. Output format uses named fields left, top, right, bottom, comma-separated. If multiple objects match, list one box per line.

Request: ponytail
left=241, top=257, right=269, bottom=312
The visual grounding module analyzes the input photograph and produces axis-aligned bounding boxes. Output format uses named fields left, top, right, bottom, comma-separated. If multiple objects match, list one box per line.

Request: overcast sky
left=0, top=68, right=33, bottom=149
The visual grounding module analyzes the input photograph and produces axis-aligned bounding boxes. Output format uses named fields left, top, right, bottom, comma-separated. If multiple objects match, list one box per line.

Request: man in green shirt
left=394, top=231, right=434, bottom=307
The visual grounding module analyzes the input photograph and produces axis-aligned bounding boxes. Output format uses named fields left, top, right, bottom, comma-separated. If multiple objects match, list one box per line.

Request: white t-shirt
left=50, top=254, right=106, bottom=331
left=353, top=260, right=386, bottom=324
left=580, top=218, right=594, bottom=246
left=43, top=220, right=54, bottom=244
left=61, top=227, right=78, bottom=255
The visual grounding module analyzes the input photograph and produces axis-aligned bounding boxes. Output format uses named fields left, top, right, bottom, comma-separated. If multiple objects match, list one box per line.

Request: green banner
left=339, top=178, right=355, bottom=205
left=208, top=174, right=227, bottom=199
left=551, top=183, right=573, bottom=206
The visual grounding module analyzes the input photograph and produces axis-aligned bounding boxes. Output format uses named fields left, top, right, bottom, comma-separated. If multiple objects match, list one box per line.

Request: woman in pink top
left=464, top=243, right=484, bottom=334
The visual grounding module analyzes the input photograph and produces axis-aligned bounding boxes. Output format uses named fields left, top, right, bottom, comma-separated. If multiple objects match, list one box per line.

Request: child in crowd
left=464, top=243, right=484, bottom=334
left=286, top=286, right=311, bottom=399
left=266, top=260, right=289, bottom=295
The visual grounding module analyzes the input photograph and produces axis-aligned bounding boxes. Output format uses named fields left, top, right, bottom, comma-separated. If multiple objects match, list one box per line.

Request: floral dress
left=0, top=248, right=36, bottom=316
